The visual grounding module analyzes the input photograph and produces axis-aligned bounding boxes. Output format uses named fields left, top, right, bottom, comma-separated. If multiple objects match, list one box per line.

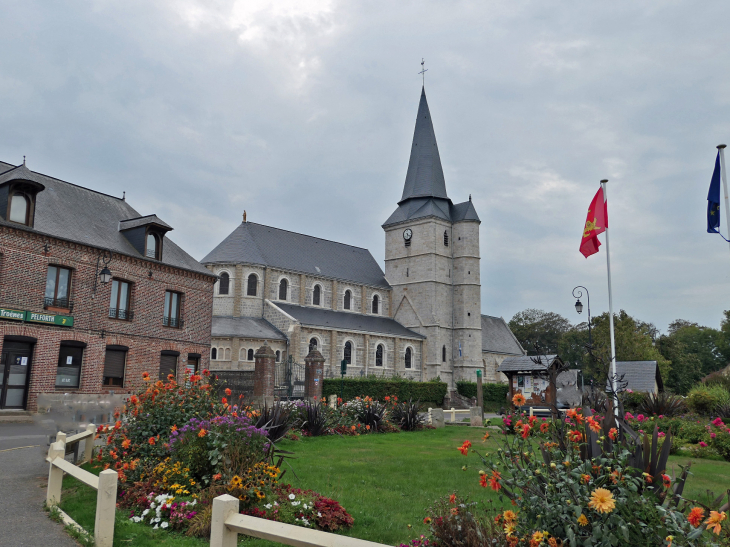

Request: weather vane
left=418, top=58, right=428, bottom=86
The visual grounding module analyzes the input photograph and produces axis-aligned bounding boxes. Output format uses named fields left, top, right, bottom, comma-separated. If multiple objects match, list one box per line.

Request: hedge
left=456, top=381, right=509, bottom=409
left=322, top=377, right=448, bottom=406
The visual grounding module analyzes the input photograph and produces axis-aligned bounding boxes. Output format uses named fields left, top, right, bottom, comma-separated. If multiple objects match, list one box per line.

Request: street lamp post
left=93, top=249, right=114, bottom=295
left=572, top=286, right=591, bottom=348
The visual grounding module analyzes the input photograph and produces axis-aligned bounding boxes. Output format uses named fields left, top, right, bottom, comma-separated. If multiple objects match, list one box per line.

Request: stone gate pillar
left=304, top=349, right=325, bottom=402
left=253, top=342, right=276, bottom=407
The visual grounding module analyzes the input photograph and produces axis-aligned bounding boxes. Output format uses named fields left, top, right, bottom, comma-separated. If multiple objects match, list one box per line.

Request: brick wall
left=0, top=225, right=215, bottom=411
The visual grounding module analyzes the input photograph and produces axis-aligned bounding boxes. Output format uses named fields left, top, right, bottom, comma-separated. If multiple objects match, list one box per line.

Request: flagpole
left=601, top=179, right=619, bottom=419
left=717, top=144, right=730, bottom=252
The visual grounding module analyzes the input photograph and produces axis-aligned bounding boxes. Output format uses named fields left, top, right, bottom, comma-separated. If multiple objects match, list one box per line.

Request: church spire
left=399, top=87, right=448, bottom=204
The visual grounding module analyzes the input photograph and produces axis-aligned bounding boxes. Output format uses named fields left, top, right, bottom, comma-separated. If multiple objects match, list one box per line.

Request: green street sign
left=25, top=311, right=74, bottom=327
left=340, top=359, right=347, bottom=376
left=0, top=308, right=25, bottom=321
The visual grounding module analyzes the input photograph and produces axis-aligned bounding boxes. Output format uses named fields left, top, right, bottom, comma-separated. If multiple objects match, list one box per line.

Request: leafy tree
left=589, top=310, right=671, bottom=384
left=508, top=309, right=572, bottom=355
left=656, top=335, right=703, bottom=395
left=557, top=323, right=591, bottom=370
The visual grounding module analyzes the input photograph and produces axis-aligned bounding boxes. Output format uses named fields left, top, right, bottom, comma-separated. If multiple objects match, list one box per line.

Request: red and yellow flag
left=580, top=187, right=607, bottom=258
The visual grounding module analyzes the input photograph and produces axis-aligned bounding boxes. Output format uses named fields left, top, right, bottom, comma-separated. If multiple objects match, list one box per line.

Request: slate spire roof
left=382, top=88, right=480, bottom=228
left=400, top=87, right=448, bottom=203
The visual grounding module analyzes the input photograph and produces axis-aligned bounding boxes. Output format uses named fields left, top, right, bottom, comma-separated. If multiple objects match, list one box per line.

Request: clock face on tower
left=403, top=228, right=413, bottom=241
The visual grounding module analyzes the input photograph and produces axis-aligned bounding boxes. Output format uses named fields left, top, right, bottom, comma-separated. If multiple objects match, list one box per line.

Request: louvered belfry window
left=103, top=347, right=127, bottom=387
left=444, top=231, right=449, bottom=246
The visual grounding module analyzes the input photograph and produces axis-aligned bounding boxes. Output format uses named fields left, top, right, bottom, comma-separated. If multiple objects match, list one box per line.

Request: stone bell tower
left=382, top=87, right=482, bottom=389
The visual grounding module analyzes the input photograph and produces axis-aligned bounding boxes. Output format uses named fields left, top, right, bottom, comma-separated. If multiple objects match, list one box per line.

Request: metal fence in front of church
left=274, top=356, right=306, bottom=399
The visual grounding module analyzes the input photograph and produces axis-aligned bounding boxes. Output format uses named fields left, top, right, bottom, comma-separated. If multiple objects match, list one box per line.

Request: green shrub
left=678, top=421, right=711, bottom=444
left=687, top=385, right=730, bottom=415
left=455, top=381, right=509, bottom=409
left=322, top=377, right=447, bottom=406
left=620, top=390, right=646, bottom=412
left=709, top=417, right=730, bottom=462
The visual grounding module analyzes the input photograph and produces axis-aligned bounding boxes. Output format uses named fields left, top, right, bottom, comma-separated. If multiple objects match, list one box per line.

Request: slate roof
left=272, top=302, right=425, bottom=339
left=212, top=316, right=286, bottom=340
left=481, top=315, right=525, bottom=355
left=0, top=161, right=213, bottom=276
left=202, top=222, right=390, bottom=289
left=498, top=354, right=561, bottom=373
left=400, top=87, right=448, bottom=203
left=611, top=361, right=663, bottom=393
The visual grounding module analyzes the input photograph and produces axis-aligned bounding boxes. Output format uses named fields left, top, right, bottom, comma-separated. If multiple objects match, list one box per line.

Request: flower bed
left=96, top=371, right=354, bottom=538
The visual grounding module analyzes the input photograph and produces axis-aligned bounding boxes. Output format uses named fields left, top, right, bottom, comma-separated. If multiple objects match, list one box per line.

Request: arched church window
left=247, top=349, right=254, bottom=361
left=247, top=274, right=258, bottom=296
left=405, top=347, right=412, bottom=369
left=211, top=348, right=217, bottom=360
left=309, top=338, right=318, bottom=352
left=376, top=344, right=383, bottom=367
left=444, top=231, right=449, bottom=246
left=313, top=285, right=321, bottom=306
left=344, top=290, right=351, bottom=310
left=442, top=345, right=446, bottom=363
left=279, top=279, right=288, bottom=300
left=276, top=350, right=281, bottom=362
left=344, top=341, right=352, bottom=365
left=372, top=294, right=379, bottom=314
left=219, top=272, right=230, bottom=295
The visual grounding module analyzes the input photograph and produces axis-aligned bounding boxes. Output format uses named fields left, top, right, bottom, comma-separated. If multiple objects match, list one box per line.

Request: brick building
left=0, top=160, right=216, bottom=412
left=203, top=87, right=524, bottom=389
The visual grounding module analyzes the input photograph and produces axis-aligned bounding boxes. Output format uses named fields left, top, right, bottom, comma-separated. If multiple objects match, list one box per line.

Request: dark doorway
left=0, top=341, right=34, bottom=409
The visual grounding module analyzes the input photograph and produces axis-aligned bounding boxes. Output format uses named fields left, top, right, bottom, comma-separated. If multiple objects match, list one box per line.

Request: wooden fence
left=210, top=494, right=389, bottom=547
left=46, top=425, right=118, bottom=547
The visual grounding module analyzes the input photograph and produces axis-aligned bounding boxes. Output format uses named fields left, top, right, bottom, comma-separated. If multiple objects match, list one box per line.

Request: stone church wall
left=210, top=264, right=235, bottom=316
left=240, top=266, right=265, bottom=316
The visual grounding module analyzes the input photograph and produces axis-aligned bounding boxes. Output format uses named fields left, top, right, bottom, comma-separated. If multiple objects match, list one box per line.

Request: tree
left=589, top=310, right=671, bottom=384
left=508, top=309, right=572, bottom=355
left=656, top=335, right=703, bottom=395
left=557, top=323, right=591, bottom=370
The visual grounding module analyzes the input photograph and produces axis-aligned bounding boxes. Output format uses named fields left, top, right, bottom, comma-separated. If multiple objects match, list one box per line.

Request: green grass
left=54, top=427, right=730, bottom=546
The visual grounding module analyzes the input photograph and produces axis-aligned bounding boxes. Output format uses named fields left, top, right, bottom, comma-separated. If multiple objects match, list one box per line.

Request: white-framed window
left=343, top=339, right=355, bottom=365
left=217, top=270, right=232, bottom=296
left=246, top=273, right=259, bottom=296
left=404, top=345, right=414, bottom=369
left=278, top=277, right=290, bottom=301
left=371, top=293, right=380, bottom=315
left=343, top=289, right=352, bottom=310
left=312, top=284, right=322, bottom=306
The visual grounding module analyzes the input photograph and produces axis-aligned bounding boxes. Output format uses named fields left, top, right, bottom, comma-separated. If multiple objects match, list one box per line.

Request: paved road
left=0, top=422, right=78, bottom=547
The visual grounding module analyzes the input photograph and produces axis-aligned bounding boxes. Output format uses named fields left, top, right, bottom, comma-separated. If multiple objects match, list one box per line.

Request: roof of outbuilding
left=497, top=354, right=561, bottom=373
left=611, top=361, right=663, bottom=393
left=0, top=161, right=213, bottom=277
left=481, top=315, right=525, bottom=355
left=212, top=316, right=286, bottom=340
left=272, top=302, right=425, bottom=339
left=202, top=222, right=390, bottom=289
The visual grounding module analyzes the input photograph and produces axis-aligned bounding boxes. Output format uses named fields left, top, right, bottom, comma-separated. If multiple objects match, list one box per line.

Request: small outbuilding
left=609, top=361, right=663, bottom=395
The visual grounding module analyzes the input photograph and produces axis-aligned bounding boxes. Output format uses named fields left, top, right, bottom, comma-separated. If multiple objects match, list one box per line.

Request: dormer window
left=119, top=214, right=172, bottom=262
left=9, top=193, right=29, bottom=225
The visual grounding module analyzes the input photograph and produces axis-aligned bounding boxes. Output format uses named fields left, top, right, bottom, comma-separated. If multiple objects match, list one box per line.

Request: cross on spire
left=418, top=58, right=428, bottom=87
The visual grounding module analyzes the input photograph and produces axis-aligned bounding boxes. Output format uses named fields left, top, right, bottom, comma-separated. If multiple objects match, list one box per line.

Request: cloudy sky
left=1, top=0, right=728, bottom=332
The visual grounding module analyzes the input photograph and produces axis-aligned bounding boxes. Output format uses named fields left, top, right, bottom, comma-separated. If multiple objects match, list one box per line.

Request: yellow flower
left=588, top=488, right=615, bottom=514
left=503, top=510, right=517, bottom=524
left=531, top=531, right=545, bottom=543
left=705, top=511, right=726, bottom=535
left=577, top=514, right=588, bottom=526
left=503, top=524, right=516, bottom=537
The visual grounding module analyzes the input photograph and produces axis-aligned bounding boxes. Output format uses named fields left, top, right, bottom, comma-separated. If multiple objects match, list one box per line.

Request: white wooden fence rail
left=46, top=425, right=118, bottom=547
left=210, top=494, right=389, bottom=547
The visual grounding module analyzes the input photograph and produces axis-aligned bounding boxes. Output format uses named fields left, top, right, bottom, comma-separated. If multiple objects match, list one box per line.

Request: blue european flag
left=708, top=151, right=722, bottom=235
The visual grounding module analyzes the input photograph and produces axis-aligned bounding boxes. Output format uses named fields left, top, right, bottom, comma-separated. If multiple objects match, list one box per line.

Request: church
left=201, top=87, right=525, bottom=389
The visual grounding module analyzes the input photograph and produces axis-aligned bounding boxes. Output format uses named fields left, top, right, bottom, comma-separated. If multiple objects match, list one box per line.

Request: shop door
left=0, top=341, right=33, bottom=409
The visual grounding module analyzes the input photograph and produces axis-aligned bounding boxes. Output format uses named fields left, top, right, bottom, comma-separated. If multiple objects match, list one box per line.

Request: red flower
left=688, top=507, right=705, bottom=527
left=457, top=440, right=472, bottom=455
left=449, top=493, right=457, bottom=504
left=203, top=369, right=210, bottom=376
left=222, top=397, right=228, bottom=405
left=225, top=388, right=232, bottom=396
left=479, top=474, right=488, bottom=488
left=141, top=372, right=150, bottom=381
left=569, top=430, right=583, bottom=443
left=608, top=428, right=618, bottom=441
left=148, top=437, right=155, bottom=445
left=521, top=424, right=531, bottom=439
left=662, top=474, right=671, bottom=488
left=488, top=470, right=502, bottom=492
left=540, top=422, right=549, bottom=433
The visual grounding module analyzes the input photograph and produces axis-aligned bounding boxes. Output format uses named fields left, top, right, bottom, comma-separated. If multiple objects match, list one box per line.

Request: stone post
left=210, top=494, right=240, bottom=547
left=470, top=406, right=483, bottom=427
left=304, top=349, right=325, bottom=402
left=253, top=342, right=276, bottom=408
left=429, top=408, right=445, bottom=428
left=476, top=369, right=483, bottom=410
left=83, top=423, right=95, bottom=463
left=46, top=440, right=65, bottom=506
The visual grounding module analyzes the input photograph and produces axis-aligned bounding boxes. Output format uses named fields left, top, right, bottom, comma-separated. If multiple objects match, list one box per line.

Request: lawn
left=57, top=426, right=730, bottom=546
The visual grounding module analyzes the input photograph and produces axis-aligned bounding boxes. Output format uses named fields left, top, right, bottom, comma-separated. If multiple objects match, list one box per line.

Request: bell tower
left=383, top=87, right=482, bottom=388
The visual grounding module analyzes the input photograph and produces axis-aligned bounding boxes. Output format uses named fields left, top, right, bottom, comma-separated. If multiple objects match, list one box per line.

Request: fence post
left=95, top=469, right=118, bottom=547
left=46, top=440, right=66, bottom=506
left=211, top=494, right=240, bottom=547
left=84, top=424, right=96, bottom=463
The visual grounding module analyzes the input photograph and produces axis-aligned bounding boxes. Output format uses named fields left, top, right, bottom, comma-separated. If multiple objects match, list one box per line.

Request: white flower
left=149, top=503, right=156, bottom=509
left=318, top=512, right=322, bottom=517
left=303, top=504, right=308, bottom=510
left=274, top=502, right=279, bottom=506
left=153, top=524, right=158, bottom=530
left=265, top=504, right=272, bottom=509
left=161, top=522, right=169, bottom=529
left=288, top=494, right=296, bottom=500
left=291, top=501, right=300, bottom=506
left=141, top=509, right=150, bottom=517
left=301, top=518, right=310, bottom=526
